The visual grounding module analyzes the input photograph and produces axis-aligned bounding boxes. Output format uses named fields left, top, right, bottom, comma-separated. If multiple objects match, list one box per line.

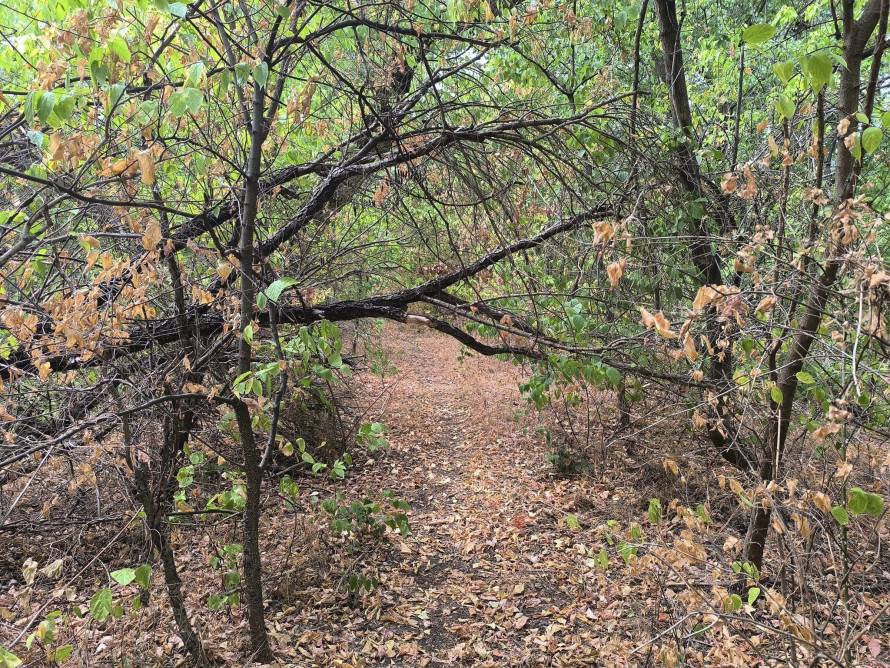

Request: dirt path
left=265, top=326, right=635, bottom=666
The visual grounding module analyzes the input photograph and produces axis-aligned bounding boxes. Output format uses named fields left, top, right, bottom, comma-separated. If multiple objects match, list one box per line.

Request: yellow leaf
left=217, top=260, right=234, bottom=282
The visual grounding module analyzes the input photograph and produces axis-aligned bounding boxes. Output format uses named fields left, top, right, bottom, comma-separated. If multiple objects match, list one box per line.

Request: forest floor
left=11, top=324, right=881, bottom=667
left=233, top=324, right=670, bottom=667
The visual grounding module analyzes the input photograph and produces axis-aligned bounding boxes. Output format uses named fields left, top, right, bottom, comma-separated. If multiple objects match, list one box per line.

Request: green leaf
left=605, top=366, right=620, bottom=388
left=264, top=277, right=298, bottom=303
left=772, top=60, right=794, bottom=84
left=54, top=95, right=76, bottom=120
left=747, top=587, right=761, bottom=605
left=865, top=493, right=884, bottom=517
left=234, top=62, right=250, bottom=86
left=110, top=568, right=136, bottom=585
left=831, top=506, right=849, bottom=526
left=168, top=88, right=203, bottom=117
left=0, top=649, right=22, bottom=668
left=23, top=91, right=36, bottom=123
left=253, top=62, right=269, bottom=89
left=134, top=564, right=152, bottom=589
left=882, top=111, right=890, bottom=127
left=774, top=97, right=795, bottom=121
left=565, top=514, right=581, bottom=530
left=807, top=54, right=833, bottom=90
left=729, top=593, right=743, bottom=611
left=742, top=24, right=776, bottom=45
left=186, top=62, right=205, bottom=88
left=849, top=487, right=868, bottom=515
left=243, top=324, right=253, bottom=345
left=795, top=371, right=815, bottom=384
left=52, top=645, right=73, bottom=662
left=647, top=498, right=662, bottom=525
left=89, top=588, right=112, bottom=621
left=109, top=37, right=131, bottom=63
left=774, top=96, right=795, bottom=120
left=856, top=112, right=870, bottom=123
left=861, top=126, right=883, bottom=153
left=770, top=386, right=783, bottom=404
left=36, top=92, right=55, bottom=124
left=217, top=68, right=232, bottom=97
left=169, top=2, right=187, bottom=18
left=183, top=88, right=204, bottom=113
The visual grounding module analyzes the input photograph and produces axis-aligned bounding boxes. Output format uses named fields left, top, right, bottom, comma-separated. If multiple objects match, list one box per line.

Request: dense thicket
left=1, top=0, right=888, bottom=665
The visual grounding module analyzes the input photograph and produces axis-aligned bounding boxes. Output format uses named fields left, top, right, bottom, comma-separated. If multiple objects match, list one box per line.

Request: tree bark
left=234, top=50, right=274, bottom=664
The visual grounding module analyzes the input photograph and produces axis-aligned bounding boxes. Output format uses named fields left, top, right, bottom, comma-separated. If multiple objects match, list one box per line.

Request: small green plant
left=344, top=571, right=379, bottom=597
left=320, top=490, right=410, bottom=540
left=545, top=440, right=592, bottom=475
left=367, top=343, right=398, bottom=381
left=208, top=543, right=242, bottom=610
left=356, top=422, right=389, bottom=451
left=647, top=498, right=663, bottom=525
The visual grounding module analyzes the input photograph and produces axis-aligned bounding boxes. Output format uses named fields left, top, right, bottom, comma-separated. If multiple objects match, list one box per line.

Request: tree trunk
left=234, top=65, right=274, bottom=662
left=742, top=0, right=885, bottom=572
left=134, top=462, right=209, bottom=667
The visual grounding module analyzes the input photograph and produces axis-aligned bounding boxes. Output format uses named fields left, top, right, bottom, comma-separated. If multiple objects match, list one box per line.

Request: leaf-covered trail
left=267, top=326, right=643, bottom=666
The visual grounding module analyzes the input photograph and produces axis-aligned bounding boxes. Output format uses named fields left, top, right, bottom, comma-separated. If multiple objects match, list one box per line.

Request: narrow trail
left=267, top=326, right=636, bottom=666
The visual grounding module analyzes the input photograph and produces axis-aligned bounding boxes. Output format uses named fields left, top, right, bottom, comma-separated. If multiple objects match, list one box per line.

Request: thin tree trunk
left=134, top=462, right=209, bottom=666
left=234, top=66, right=274, bottom=661
left=744, top=0, right=885, bottom=571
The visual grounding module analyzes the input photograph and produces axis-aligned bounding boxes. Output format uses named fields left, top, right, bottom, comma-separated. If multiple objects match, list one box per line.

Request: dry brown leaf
left=592, top=220, right=615, bottom=246
left=142, top=219, right=162, bottom=250
left=812, top=422, right=842, bottom=441
left=755, top=294, right=778, bottom=316
left=692, top=285, right=720, bottom=312
left=653, top=311, right=677, bottom=339
left=136, top=149, right=155, bottom=185
left=811, top=491, right=832, bottom=514
left=683, top=334, right=698, bottom=361
left=606, top=258, right=625, bottom=288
